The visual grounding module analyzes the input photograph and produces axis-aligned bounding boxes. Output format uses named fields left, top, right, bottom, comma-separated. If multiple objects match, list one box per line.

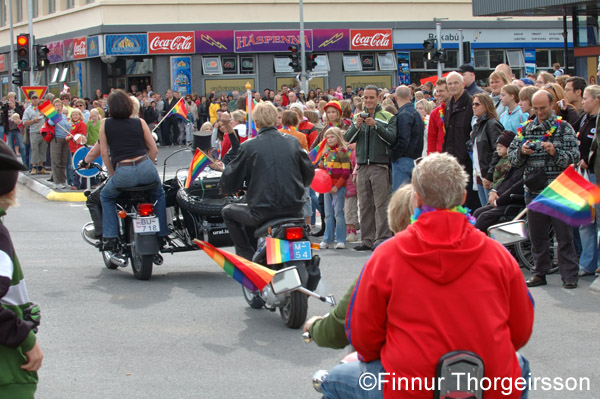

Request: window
left=240, top=56, right=255, bottom=74
left=506, top=50, right=524, bottom=67
left=377, top=52, right=397, bottom=71
left=66, top=0, right=74, bottom=9
left=48, top=0, right=55, bottom=14
left=222, top=57, right=237, bottom=74
left=85, top=0, right=94, bottom=3
left=313, top=54, right=330, bottom=72
left=489, top=50, right=505, bottom=67
left=274, top=57, right=294, bottom=73
left=535, top=50, right=549, bottom=67
left=202, top=57, right=222, bottom=75
left=361, top=53, right=376, bottom=71
left=32, top=0, right=38, bottom=17
left=410, top=51, right=425, bottom=70
left=0, top=0, right=6, bottom=27
left=474, top=50, right=489, bottom=69
left=550, top=49, right=564, bottom=67
left=16, top=0, right=23, bottom=22
left=444, top=50, right=458, bottom=69
left=343, top=54, right=362, bottom=71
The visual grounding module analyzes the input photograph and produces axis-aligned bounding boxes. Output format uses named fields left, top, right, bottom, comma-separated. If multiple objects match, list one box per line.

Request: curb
left=589, top=276, right=600, bottom=294
left=18, top=173, right=87, bottom=202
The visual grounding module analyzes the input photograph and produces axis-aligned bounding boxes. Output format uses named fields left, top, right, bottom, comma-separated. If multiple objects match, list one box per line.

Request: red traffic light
left=17, top=35, right=29, bottom=46
left=288, top=45, right=298, bottom=53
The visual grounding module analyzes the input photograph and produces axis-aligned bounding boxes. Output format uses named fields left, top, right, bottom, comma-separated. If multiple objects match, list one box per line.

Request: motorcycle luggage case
left=189, top=176, right=222, bottom=199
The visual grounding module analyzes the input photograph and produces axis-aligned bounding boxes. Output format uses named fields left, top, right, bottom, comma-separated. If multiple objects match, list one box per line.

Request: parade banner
left=105, top=34, right=148, bottom=55
left=86, top=36, right=102, bottom=58
left=234, top=30, right=313, bottom=53
left=73, top=37, right=87, bottom=59
left=47, top=41, right=64, bottom=64
left=397, top=52, right=410, bottom=85
left=313, top=29, right=349, bottom=52
left=204, top=78, right=255, bottom=96
left=149, top=32, right=195, bottom=54
left=171, top=56, right=192, bottom=96
left=350, top=29, right=393, bottom=51
left=195, top=30, right=234, bottom=54
left=64, top=39, right=75, bottom=61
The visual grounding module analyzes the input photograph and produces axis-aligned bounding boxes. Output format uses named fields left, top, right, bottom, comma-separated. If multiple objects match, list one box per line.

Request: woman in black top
left=99, top=89, right=168, bottom=248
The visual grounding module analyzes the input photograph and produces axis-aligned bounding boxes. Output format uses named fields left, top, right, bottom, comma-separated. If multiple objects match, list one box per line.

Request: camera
left=526, top=141, right=541, bottom=151
left=359, top=112, right=369, bottom=119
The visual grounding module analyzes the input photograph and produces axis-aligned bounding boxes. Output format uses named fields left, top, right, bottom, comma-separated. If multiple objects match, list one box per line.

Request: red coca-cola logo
left=350, top=29, right=392, bottom=50
left=73, top=37, right=87, bottom=59
left=149, top=32, right=194, bottom=54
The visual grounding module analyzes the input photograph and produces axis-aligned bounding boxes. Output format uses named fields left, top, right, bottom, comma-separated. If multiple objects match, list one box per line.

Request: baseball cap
left=457, top=64, right=476, bottom=74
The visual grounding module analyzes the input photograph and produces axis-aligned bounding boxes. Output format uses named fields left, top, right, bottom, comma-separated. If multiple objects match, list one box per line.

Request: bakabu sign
left=350, top=29, right=392, bottom=50
left=73, top=37, right=87, bottom=59
left=148, top=32, right=194, bottom=54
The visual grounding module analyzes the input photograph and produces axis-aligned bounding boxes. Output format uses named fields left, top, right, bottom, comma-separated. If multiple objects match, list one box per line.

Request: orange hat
left=324, top=101, right=342, bottom=115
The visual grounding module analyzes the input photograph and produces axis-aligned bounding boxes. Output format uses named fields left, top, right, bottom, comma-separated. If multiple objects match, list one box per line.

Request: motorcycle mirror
left=73, top=134, right=87, bottom=145
left=487, top=220, right=528, bottom=246
left=270, top=266, right=302, bottom=295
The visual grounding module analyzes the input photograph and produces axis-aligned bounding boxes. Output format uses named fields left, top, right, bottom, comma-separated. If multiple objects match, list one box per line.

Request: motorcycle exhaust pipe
left=110, top=254, right=128, bottom=268
left=81, top=222, right=101, bottom=248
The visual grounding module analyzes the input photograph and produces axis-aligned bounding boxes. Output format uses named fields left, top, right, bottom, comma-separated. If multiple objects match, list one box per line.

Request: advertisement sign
left=86, top=36, right=101, bottom=58
left=205, top=79, right=256, bottom=96
left=149, top=32, right=194, bottom=54
left=524, top=48, right=536, bottom=75
left=64, top=39, right=75, bottom=61
left=313, top=29, right=349, bottom=52
left=73, top=37, right=87, bottom=59
left=350, top=29, right=393, bottom=51
left=171, top=56, right=191, bottom=96
left=0, top=54, right=5, bottom=72
left=195, top=30, right=235, bottom=54
left=397, top=52, right=410, bottom=85
left=47, top=41, right=64, bottom=64
left=234, top=30, right=313, bottom=53
left=345, top=75, right=392, bottom=91
left=105, top=34, right=148, bottom=55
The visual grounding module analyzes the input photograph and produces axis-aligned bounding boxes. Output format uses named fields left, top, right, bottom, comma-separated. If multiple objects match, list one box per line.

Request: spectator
left=495, top=63, right=515, bottom=81
left=427, top=78, right=450, bottom=154
left=290, top=103, right=318, bottom=148
left=489, top=70, right=510, bottom=117
left=518, top=86, right=540, bottom=119
left=458, top=64, right=484, bottom=95
left=543, top=83, right=580, bottom=127
left=499, top=84, right=529, bottom=133
left=553, top=62, right=565, bottom=77
left=564, top=76, right=587, bottom=116
left=535, top=71, right=556, bottom=88
left=1, top=92, right=25, bottom=163
left=508, top=90, right=580, bottom=289
left=87, top=109, right=101, bottom=146
left=22, top=92, right=47, bottom=174
left=47, top=99, right=72, bottom=189
left=415, top=99, right=433, bottom=156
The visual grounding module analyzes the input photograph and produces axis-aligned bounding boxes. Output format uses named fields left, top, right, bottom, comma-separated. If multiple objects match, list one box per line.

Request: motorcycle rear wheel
left=242, top=286, right=265, bottom=309
left=128, top=223, right=154, bottom=280
left=102, top=250, right=119, bottom=270
left=280, top=291, right=308, bottom=329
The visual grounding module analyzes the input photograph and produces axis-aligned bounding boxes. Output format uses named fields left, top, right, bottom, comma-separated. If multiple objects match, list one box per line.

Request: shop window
left=274, top=57, right=294, bottom=73
left=361, top=53, right=376, bottom=71
left=409, top=51, right=425, bottom=70
left=444, top=50, right=458, bottom=69
left=240, top=56, right=255, bottom=74
left=535, top=50, right=549, bottom=68
left=489, top=50, right=505, bottom=68
left=222, top=56, right=237, bottom=74
left=506, top=50, right=524, bottom=67
left=313, top=54, right=330, bottom=72
left=377, top=52, right=396, bottom=71
left=343, top=54, right=362, bottom=72
left=202, top=57, right=222, bottom=75
left=474, top=50, right=489, bottom=69
left=126, top=58, right=153, bottom=75
left=550, top=49, right=564, bottom=67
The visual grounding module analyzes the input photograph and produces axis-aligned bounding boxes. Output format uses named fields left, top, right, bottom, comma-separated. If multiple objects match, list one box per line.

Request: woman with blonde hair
left=489, top=70, right=510, bottom=116
left=415, top=99, right=434, bottom=156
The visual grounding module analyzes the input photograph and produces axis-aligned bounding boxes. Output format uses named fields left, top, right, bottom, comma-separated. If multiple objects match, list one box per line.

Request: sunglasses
left=472, top=102, right=482, bottom=107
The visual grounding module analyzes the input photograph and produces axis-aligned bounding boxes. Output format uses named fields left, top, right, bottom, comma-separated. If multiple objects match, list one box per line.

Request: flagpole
left=245, top=82, right=253, bottom=137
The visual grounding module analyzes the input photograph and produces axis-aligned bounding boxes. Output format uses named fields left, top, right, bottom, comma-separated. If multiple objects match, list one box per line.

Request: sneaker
left=335, top=242, right=346, bottom=249
left=38, top=168, right=48, bottom=174
left=30, top=169, right=38, bottom=175
left=578, top=270, right=595, bottom=277
left=319, top=242, right=331, bottom=249
left=346, top=233, right=358, bottom=242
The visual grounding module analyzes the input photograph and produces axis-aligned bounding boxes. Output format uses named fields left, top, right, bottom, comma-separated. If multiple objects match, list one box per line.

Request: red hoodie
left=427, top=103, right=445, bottom=154
left=346, top=210, right=534, bottom=399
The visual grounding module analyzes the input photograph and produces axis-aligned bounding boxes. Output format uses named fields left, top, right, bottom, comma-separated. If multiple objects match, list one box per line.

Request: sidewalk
left=18, top=169, right=88, bottom=202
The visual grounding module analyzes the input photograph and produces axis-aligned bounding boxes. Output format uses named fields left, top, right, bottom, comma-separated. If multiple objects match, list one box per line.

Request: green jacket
left=344, top=104, right=396, bottom=165
left=309, top=278, right=356, bottom=349
left=1, top=208, right=38, bottom=399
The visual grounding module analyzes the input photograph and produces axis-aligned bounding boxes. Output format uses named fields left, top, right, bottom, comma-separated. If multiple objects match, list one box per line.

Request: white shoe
left=346, top=233, right=358, bottom=242
left=319, top=242, right=331, bottom=249
left=335, top=242, right=346, bottom=249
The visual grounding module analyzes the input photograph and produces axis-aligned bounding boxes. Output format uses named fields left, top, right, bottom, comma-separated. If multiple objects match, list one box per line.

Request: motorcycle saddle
left=254, top=217, right=305, bottom=238
left=117, top=182, right=159, bottom=192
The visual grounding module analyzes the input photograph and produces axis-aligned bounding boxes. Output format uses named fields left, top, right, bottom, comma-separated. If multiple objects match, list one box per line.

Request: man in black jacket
left=390, top=85, right=423, bottom=191
left=161, top=89, right=179, bottom=146
left=220, top=102, right=314, bottom=260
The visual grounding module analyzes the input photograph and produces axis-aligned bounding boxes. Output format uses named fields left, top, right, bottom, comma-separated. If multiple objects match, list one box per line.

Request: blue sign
left=87, top=36, right=100, bottom=57
left=105, top=34, right=148, bottom=56
left=524, top=48, right=536, bottom=64
left=397, top=51, right=410, bottom=85
left=73, top=147, right=103, bottom=178
left=171, top=56, right=192, bottom=96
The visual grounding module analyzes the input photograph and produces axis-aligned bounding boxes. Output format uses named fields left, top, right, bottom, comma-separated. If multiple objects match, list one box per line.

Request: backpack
left=41, top=121, right=56, bottom=143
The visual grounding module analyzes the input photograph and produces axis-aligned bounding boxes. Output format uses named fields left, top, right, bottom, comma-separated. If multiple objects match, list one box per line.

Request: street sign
left=21, top=86, right=48, bottom=100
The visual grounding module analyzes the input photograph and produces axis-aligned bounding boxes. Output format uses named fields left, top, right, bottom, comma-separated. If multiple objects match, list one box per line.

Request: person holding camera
left=344, top=85, right=396, bottom=251
left=507, top=90, right=580, bottom=289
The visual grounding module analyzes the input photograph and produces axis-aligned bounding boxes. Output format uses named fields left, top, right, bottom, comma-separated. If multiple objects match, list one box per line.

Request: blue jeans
left=323, top=187, right=346, bottom=244
left=391, top=157, right=414, bottom=192
left=477, top=183, right=490, bottom=207
left=6, top=129, right=25, bottom=163
left=322, top=354, right=531, bottom=399
left=578, top=173, right=599, bottom=273
left=100, top=159, right=168, bottom=238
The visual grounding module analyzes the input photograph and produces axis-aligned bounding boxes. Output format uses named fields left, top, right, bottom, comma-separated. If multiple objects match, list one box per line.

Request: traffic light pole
left=299, top=0, right=308, bottom=94
left=28, top=0, right=34, bottom=85
left=436, top=23, right=443, bottom=78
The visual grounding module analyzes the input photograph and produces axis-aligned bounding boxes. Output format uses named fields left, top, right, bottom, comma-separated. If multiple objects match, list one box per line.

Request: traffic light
left=306, top=53, right=318, bottom=71
left=288, top=45, right=301, bottom=73
left=12, top=70, right=23, bottom=86
left=433, top=50, right=447, bottom=63
left=423, top=39, right=435, bottom=62
left=16, top=34, right=30, bottom=71
left=35, top=44, right=50, bottom=70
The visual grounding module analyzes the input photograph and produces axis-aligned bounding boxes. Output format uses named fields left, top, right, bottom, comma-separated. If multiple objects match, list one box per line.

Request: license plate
left=290, top=241, right=312, bottom=261
left=133, top=217, right=159, bottom=233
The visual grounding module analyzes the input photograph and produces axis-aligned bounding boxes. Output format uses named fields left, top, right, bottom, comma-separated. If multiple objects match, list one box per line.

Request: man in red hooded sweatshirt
left=321, top=153, right=534, bottom=399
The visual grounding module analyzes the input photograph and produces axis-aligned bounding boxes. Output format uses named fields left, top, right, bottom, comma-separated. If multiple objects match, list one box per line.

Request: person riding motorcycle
left=220, top=102, right=314, bottom=260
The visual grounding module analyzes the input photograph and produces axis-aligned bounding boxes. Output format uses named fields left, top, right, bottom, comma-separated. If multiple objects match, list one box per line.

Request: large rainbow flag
left=184, top=149, right=212, bottom=188
left=527, top=165, right=600, bottom=226
left=167, top=98, right=189, bottom=121
left=308, top=138, right=327, bottom=165
left=194, top=239, right=276, bottom=291
left=38, top=100, right=62, bottom=124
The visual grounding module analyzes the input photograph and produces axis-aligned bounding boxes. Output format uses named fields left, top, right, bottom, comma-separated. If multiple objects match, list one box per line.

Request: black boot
left=311, top=212, right=326, bottom=237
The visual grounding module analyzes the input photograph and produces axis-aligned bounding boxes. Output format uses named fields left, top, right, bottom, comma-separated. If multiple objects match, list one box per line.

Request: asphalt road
left=6, top=176, right=600, bottom=398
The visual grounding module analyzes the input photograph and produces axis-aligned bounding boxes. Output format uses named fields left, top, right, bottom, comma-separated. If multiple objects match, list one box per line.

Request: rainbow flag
left=308, top=138, right=327, bottom=165
left=194, top=239, right=276, bottom=291
left=527, top=165, right=600, bottom=226
left=38, top=100, right=62, bottom=124
left=246, top=97, right=257, bottom=138
left=167, top=98, right=189, bottom=121
left=184, top=149, right=212, bottom=188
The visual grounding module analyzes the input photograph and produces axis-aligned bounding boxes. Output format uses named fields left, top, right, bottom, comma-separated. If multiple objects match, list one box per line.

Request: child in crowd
left=66, top=108, right=87, bottom=189
left=86, top=109, right=101, bottom=146
left=319, top=127, right=351, bottom=249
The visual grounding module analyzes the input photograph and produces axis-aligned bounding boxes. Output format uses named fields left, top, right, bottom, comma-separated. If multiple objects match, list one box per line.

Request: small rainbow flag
left=38, top=100, right=62, bottom=124
left=528, top=165, right=600, bottom=226
left=184, top=149, right=212, bottom=188
left=308, top=138, right=327, bottom=165
left=194, top=239, right=276, bottom=291
left=247, top=97, right=257, bottom=138
left=167, top=98, right=189, bottom=121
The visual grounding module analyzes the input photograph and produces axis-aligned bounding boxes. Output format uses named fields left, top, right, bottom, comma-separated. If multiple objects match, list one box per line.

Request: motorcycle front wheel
left=128, top=223, right=154, bottom=280
left=280, top=291, right=308, bottom=329
left=242, top=286, right=265, bottom=309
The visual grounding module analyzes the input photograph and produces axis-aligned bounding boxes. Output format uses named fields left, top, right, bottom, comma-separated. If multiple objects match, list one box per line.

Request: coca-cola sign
left=148, top=32, right=195, bottom=54
left=73, top=37, right=87, bottom=59
left=350, top=29, right=392, bottom=50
